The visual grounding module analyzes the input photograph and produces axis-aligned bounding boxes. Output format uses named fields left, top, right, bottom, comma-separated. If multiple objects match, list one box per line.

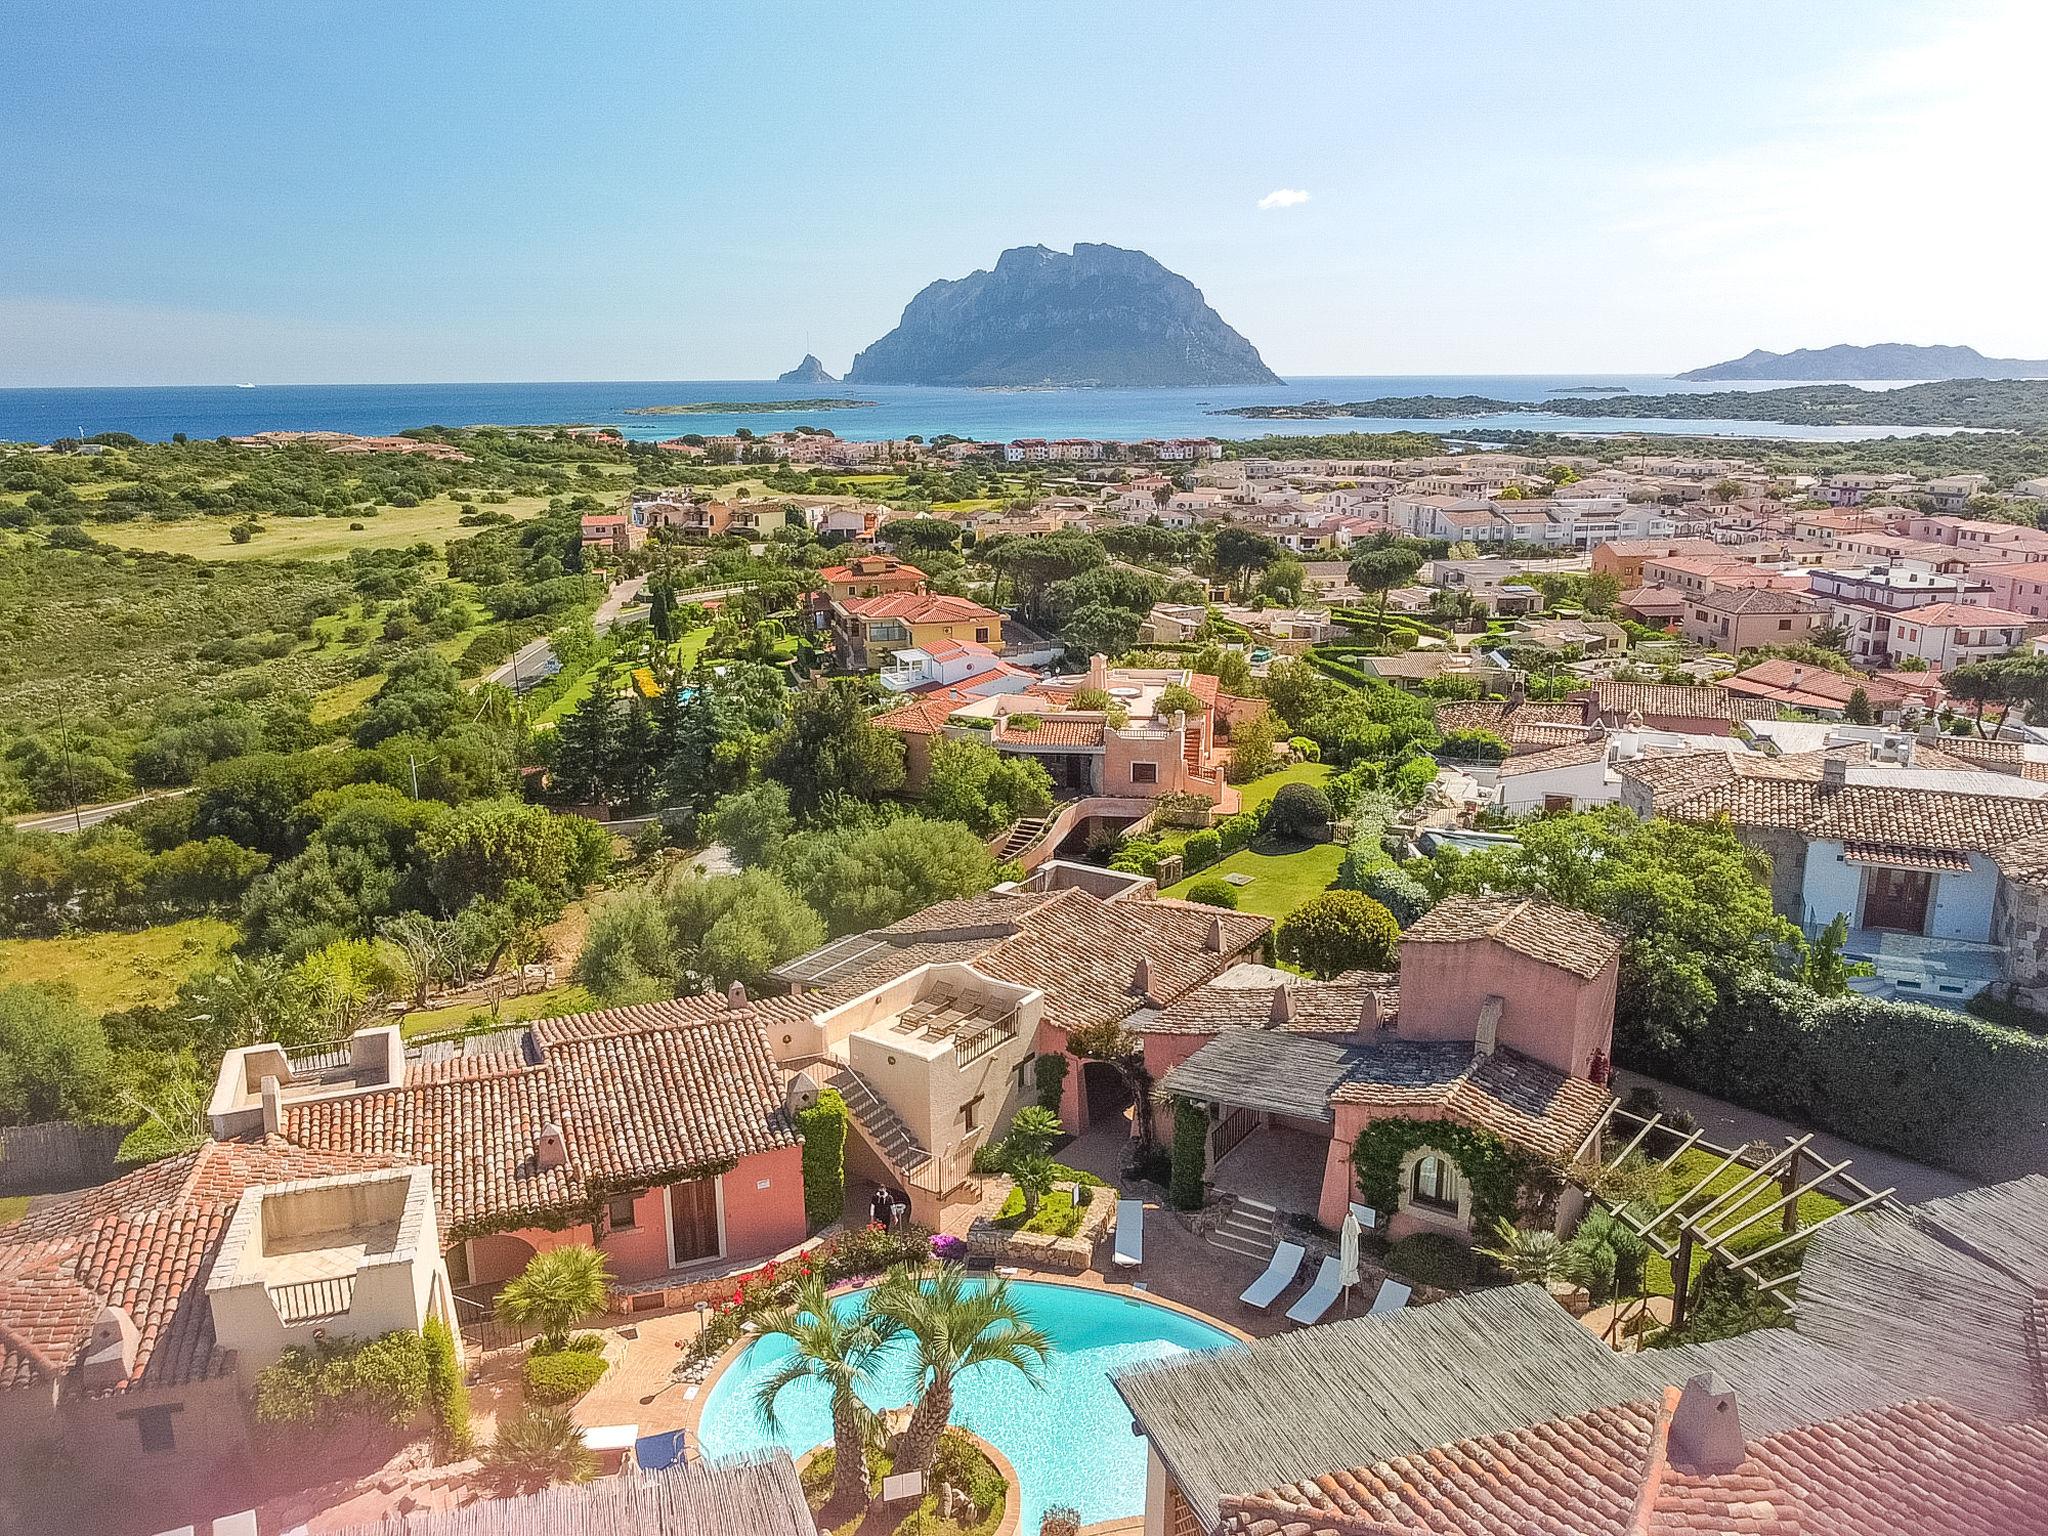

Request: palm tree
left=752, top=1273, right=891, bottom=1514
left=872, top=1264, right=1051, bottom=1475
left=1476, top=1219, right=1591, bottom=1287
left=486, top=1406, right=598, bottom=1492
left=495, top=1245, right=613, bottom=1352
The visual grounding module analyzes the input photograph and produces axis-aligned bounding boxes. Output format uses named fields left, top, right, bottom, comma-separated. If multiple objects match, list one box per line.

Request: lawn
left=399, top=982, right=595, bottom=1038
left=1162, top=837, right=1344, bottom=922
left=1235, top=761, right=1336, bottom=817
left=0, top=1196, right=27, bottom=1227
left=0, top=917, right=236, bottom=1011
left=672, top=625, right=713, bottom=669
left=1638, top=1147, right=1848, bottom=1298
left=91, top=492, right=561, bottom=561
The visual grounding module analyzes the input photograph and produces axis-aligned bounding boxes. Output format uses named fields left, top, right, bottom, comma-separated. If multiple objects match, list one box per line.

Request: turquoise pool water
left=695, top=1281, right=1241, bottom=1526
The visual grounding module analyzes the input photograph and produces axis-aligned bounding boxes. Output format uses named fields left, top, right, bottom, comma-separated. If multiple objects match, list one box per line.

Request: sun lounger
left=1239, top=1241, right=1307, bottom=1310
left=1285, top=1255, right=1345, bottom=1325
left=1349, top=1203, right=1378, bottom=1230
left=1113, top=1199, right=1144, bottom=1267
left=1369, top=1278, right=1412, bottom=1314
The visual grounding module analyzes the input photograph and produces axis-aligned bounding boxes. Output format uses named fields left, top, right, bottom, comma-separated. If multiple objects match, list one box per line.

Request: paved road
left=1611, top=1069, right=1978, bottom=1206
left=479, top=577, right=754, bottom=693
left=9, top=787, right=191, bottom=836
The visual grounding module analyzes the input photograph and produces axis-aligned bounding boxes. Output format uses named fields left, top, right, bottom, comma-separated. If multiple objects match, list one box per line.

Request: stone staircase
left=825, top=1064, right=935, bottom=1189
left=1208, top=1194, right=1279, bottom=1262
left=994, top=815, right=1050, bottom=862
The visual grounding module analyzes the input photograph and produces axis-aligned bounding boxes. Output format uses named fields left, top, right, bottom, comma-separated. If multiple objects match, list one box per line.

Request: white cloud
left=1256, top=188, right=1310, bottom=211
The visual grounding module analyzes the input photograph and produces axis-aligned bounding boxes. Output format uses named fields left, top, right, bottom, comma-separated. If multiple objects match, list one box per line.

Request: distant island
left=1216, top=378, right=2048, bottom=431
left=1679, top=343, right=2048, bottom=382
left=623, top=398, right=877, bottom=416
left=776, top=353, right=837, bottom=384
left=846, top=242, right=1280, bottom=388
left=1553, top=384, right=1630, bottom=393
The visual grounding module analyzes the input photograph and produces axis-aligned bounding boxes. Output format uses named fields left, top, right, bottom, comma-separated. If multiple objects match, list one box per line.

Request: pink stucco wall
left=456, top=1146, right=808, bottom=1287
left=1318, top=1101, right=1470, bottom=1232
left=1394, top=936, right=1617, bottom=1078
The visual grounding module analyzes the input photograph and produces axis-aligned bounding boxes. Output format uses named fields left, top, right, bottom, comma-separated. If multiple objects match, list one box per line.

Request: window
left=607, top=1192, right=640, bottom=1232
left=1017, top=1054, right=1036, bottom=1092
left=1779, top=618, right=1793, bottom=630
left=1131, top=762, right=1159, bottom=785
left=1410, top=1154, right=1461, bottom=1214
left=136, top=1406, right=177, bottom=1452
left=445, top=1241, right=471, bottom=1287
left=975, top=627, right=990, bottom=643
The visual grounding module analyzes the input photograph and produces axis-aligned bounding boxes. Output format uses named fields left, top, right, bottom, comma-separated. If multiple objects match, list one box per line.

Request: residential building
left=831, top=591, right=1003, bottom=671
left=1807, top=563, right=1971, bottom=663
left=875, top=639, right=1031, bottom=696
left=1720, top=659, right=1920, bottom=721
left=1114, top=1175, right=2048, bottom=1536
left=578, top=513, right=645, bottom=554
left=818, top=554, right=926, bottom=603
left=1588, top=537, right=1721, bottom=587
left=1884, top=601, right=2032, bottom=669
left=1679, top=586, right=1824, bottom=652
left=1970, top=559, right=2048, bottom=620
left=1493, top=737, right=1614, bottom=814
left=1572, top=681, right=1777, bottom=736
left=1615, top=585, right=1686, bottom=627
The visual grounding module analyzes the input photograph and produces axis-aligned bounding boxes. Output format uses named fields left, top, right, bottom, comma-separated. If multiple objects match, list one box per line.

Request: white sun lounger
left=1369, top=1278, right=1413, bottom=1314
left=1113, top=1199, right=1144, bottom=1267
left=1285, top=1255, right=1345, bottom=1325
left=1239, top=1241, right=1307, bottom=1310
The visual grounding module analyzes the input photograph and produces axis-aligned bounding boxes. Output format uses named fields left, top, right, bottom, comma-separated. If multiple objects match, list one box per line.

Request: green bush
left=1108, top=838, right=1162, bottom=876
left=1033, top=1052, right=1069, bottom=1114
left=1385, top=1232, right=1484, bottom=1291
left=1361, top=864, right=1431, bottom=926
left=1215, top=813, right=1259, bottom=854
left=1182, top=829, right=1222, bottom=873
left=253, top=1330, right=431, bottom=1430
left=1276, top=890, right=1399, bottom=977
left=795, top=1088, right=849, bottom=1228
left=1169, top=1101, right=1208, bottom=1210
left=1264, top=780, right=1333, bottom=841
left=422, top=1316, right=473, bottom=1456
left=524, top=1341, right=608, bottom=1405
left=1287, top=736, right=1321, bottom=762
left=995, top=1186, right=1083, bottom=1236
left=1184, top=877, right=1239, bottom=910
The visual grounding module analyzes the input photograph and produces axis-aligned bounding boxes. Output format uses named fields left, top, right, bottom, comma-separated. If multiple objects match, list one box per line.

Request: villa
left=829, top=590, right=1004, bottom=671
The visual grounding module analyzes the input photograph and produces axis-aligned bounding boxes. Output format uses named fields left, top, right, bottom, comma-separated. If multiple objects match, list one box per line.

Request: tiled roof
left=1693, top=586, right=1820, bottom=615
left=1723, top=658, right=1915, bottom=708
left=1402, top=894, right=1623, bottom=980
left=840, top=592, right=999, bottom=625
left=1148, top=976, right=1399, bottom=1037
left=0, top=1140, right=397, bottom=1395
left=1431, top=700, right=1597, bottom=754
left=279, top=998, right=799, bottom=1233
left=873, top=697, right=955, bottom=736
left=1494, top=738, right=1608, bottom=777
left=994, top=716, right=1107, bottom=748
left=1577, top=682, right=1776, bottom=723
left=1894, top=601, right=2034, bottom=628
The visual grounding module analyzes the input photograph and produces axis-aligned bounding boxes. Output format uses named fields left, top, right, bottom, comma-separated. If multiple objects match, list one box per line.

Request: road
left=9, top=787, right=192, bottom=835
left=482, top=577, right=753, bottom=693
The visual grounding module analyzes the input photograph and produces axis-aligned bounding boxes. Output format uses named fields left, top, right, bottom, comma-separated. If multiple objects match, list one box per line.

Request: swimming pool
left=695, top=1280, right=1242, bottom=1526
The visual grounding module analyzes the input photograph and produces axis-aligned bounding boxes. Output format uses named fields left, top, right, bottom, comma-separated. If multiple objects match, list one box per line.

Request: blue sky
left=2, top=1, right=2041, bottom=385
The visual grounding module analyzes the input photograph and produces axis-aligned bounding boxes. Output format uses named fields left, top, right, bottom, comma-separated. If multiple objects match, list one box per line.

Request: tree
left=1212, top=526, right=1280, bottom=596
left=1002, top=1105, right=1063, bottom=1165
left=357, top=652, right=464, bottom=747
left=1843, top=687, right=1875, bottom=725
left=486, top=1407, right=597, bottom=1493
left=495, top=1246, right=612, bottom=1351
left=670, top=869, right=828, bottom=989
left=1225, top=711, right=1280, bottom=784
left=871, top=1265, right=1051, bottom=1475
left=1275, top=891, right=1400, bottom=978
left=985, top=531, right=1105, bottom=623
left=751, top=1274, right=893, bottom=1514
left=764, top=683, right=906, bottom=819
left=0, top=983, right=113, bottom=1126
left=707, top=780, right=794, bottom=866
left=1348, top=545, right=1424, bottom=617
left=570, top=889, right=676, bottom=1004
left=1264, top=781, right=1333, bottom=842
left=1476, top=1219, right=1588, bottom=1287
left=1581, top=571, right=1621, bottom=616
left=1259, top=660, right=1331, bottom=731
left=1049, top=566, right=1165, bottom=660
left=1256, top=557, right=1307, bottom=607
left=1155, top=682, right=1204, bottom=719
left=1011, top=1153, right=1058, bottom=1219
left=923, top=738, right=1052, bottom=837
left=548, top=684, right=620, bottom=805
left=778, top=817, right=995, bottom=936
left=419, top=797, right=610, bottom=912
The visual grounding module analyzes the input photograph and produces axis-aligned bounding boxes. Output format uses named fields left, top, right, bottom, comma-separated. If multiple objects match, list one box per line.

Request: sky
left=2, top=1, right=2043, bottom=386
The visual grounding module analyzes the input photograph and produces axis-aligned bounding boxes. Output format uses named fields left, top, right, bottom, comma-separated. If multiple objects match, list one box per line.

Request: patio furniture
left=584, top=1422, right=639, bottom=1475
left=1239, top=1241, right=1307, bottom=1310
left=1369, top=1278, right=1413, bottom=1315
left=1285, top=1255, right=1345, bottom=1325
left=635, top=1428, right=687, bottom=1471
left=1113, top=1199, right=1145, bottom=1267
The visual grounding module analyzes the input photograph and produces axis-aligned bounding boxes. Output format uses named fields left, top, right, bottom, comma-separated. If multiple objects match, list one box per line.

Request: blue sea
left=0, top=375, right=1947, bottom=447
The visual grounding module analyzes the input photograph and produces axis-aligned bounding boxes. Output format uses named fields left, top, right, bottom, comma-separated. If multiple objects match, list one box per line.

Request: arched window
left=1410, top=1153, right=1461, bottom=1214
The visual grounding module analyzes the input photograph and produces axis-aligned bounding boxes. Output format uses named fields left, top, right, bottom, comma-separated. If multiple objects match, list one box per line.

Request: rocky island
left=623, top=397, right=876, bottom=415
left=1679, top=343, right=2048, bottom=382
left=775, top=353, right=837, bottom=384
left=847, top=242, right=1280, bottom=388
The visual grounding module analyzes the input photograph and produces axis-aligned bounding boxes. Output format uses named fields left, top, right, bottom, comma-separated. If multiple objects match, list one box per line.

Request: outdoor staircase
left=995, top=815, right=1049, bottom=862
left=1208, top=1195, right=1279, bottom=1262
left=825, top=1065, right=936, bottom=1189
left=1182, top=728, right=1203, bottom=772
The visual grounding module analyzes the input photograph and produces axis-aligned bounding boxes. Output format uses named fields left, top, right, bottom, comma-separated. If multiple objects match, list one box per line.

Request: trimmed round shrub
left=1264, top=780, right=1334, bottom=842
left=1276, top=890, right=1399, bottom=978
left=1182, top=829, right=1222, bottom=873
left=1361, top=864, right=1432, bottom=927
left=1184, top=877, right=1239, bottom=910
left=523, top=1344, right=608, bottom=1405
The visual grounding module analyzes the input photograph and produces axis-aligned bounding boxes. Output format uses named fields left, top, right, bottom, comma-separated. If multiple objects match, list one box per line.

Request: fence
left=452, top=1291, right=541, bottom=1354
left=0, top=1120, right=130, bottom=1194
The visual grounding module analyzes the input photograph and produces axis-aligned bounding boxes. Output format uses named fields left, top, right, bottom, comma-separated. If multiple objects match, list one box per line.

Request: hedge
left=794, top=1089, right=849, bottom=1228
left=1169, top=1101, right=1208, bottom=1210
left=524, top=1343, right=608, bottom=1405
left=1182, top=828, right=1222, bottom=873
left=1627, top=973, right=2048, bottom=1178
left=422, top=1316, right=473, bottom=1456
left=1033, top=1052, right=1069, bottom=1114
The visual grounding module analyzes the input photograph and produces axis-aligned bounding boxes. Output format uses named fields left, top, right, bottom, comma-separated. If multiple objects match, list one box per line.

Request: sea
left=0, top=375, right=1947, bottom=448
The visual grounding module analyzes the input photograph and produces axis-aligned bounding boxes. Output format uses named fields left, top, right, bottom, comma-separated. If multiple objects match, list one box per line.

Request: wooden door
left=1861, top=868, right=1932, bottom=934
left=667, top=1177, right=720, bottom=1265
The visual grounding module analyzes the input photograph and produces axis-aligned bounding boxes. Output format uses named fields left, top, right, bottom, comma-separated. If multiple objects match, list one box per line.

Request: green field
left=399, top=982, right=595, bottom=1038
left=1163, top=838, right=1344, bottom=921
left=0, top=917, right=236, bottom=1012
left=90, top=492, right=566, bottom=560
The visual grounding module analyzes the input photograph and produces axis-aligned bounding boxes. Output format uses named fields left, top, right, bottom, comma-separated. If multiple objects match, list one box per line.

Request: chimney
left=1821, top=756, right=1850, bottom=792
left=1474, top=995, right=1502, bottom=1056
left=1088, top=653, right=1109, bottom=690
left=535, top=1122, right=568, bottom=1171
left=1205, top=915, right=1226, bottom=952
left=1667, top=1373, right=1746, bottom=1475
left=1270, top=986, right=1294, bottom=1026
left=726, top=979, right=749, bottom=1011
left=80, top=1306, right=139, bottom=1392
left=259, top=1074, right=284, bottom=1136
left=1360, top=992, right=1384, bottom=1036
left=1131, top=956, right=1153, bottom=996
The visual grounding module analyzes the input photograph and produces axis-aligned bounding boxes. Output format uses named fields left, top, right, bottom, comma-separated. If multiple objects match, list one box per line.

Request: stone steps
left=1209, top=1194, right=1278, bottom=1261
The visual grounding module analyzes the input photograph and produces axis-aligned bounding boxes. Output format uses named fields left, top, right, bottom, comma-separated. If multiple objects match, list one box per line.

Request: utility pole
left=58, top=702, right=83, bottom=833
left=409, top=753, right=421, bottom=800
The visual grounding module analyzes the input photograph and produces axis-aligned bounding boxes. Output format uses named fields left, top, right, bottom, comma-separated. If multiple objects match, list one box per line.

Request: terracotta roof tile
left=1402, top=895, right=1623, bottom=980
